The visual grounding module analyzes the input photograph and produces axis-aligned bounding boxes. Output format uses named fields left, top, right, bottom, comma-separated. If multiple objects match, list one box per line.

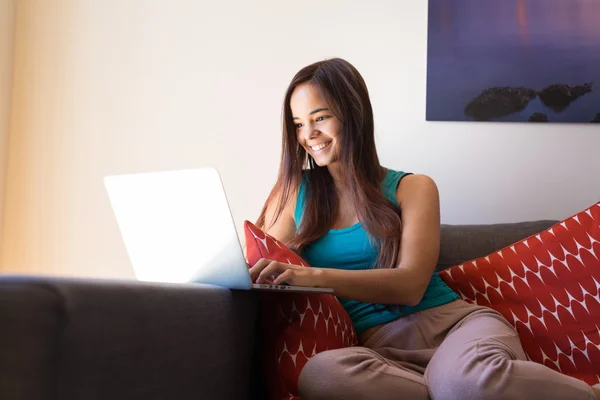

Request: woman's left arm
left=317, top=174, right=440, bottom=305
left=250, top=174, right=441, bottom=306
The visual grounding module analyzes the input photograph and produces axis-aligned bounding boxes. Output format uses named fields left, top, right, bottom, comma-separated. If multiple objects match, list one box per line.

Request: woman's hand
left=249, top=258, right=324, bottom=287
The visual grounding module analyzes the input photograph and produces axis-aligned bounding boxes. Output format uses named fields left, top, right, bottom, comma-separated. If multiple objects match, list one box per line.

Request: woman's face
left=290, top=82, right=342, bottom=168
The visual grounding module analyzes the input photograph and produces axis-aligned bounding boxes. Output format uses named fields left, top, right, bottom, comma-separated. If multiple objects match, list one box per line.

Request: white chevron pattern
left=244, top=220, right=358, bottom=400
left=277, top=295, right=357, bottom=367
left=440, top=202, right=600, bottom=386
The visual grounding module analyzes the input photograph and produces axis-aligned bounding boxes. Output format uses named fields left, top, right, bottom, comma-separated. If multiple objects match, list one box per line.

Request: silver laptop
left=104, top=167, right=333, bottom=294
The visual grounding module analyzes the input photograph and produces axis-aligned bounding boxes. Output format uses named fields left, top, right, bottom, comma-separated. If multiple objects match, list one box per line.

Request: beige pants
left=298, top=299, right=595, bottom=400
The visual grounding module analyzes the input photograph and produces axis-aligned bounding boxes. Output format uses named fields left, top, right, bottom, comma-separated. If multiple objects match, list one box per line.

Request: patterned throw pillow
left=244, top=221, right=358, bottom=400
left=439, top=202, right=600, bottom=386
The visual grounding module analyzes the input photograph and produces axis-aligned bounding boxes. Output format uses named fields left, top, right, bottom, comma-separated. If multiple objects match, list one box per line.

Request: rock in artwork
left=426, top=0, right=600, bottom=123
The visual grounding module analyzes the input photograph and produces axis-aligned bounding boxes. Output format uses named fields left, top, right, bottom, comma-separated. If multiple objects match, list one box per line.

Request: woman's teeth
left=311, top=142, right=331, bottom=152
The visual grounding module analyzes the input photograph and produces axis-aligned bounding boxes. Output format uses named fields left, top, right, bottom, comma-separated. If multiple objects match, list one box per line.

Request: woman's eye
left=316, top=116, right=328, bottom=122
left=295, top=123, right=303, bottom=129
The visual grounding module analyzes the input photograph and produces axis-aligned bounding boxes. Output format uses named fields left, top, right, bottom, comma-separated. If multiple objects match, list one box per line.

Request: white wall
left=2, top=0, right=599, bottom=278
left=0, top=0, right=16, bottom=270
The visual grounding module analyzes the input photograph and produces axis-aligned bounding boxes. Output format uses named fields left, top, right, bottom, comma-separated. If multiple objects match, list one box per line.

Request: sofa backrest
left=437, top=220, right=558, bottom=271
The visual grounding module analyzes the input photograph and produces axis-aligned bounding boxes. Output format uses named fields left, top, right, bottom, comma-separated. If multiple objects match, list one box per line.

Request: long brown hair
left=256, top=58, right=403, bottom=270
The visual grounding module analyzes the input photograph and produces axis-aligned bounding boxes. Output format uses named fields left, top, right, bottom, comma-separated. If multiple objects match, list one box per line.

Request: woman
left=248, top=58, right=599, bottom=400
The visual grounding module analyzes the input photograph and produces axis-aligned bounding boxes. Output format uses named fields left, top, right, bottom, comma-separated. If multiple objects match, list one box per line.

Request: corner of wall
left=0, top=0, right=18, bottom=271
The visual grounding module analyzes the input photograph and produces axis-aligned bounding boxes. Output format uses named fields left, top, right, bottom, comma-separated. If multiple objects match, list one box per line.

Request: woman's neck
left=327, top=162, right=343, bottom=183
left=328, top=163, right=386, bottom=184
left=328, top=164, right=387, bottom=202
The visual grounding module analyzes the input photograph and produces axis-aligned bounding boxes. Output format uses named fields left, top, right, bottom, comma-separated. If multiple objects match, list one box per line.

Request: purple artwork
left=426, top=0, right=600, bottom=123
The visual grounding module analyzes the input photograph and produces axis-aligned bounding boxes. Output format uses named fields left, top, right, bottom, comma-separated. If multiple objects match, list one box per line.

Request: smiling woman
left=248, top=58, right=600, bottom=400
left=255, top=58, right=401, bottom=271
left=291, top=90, right=340, bottom=168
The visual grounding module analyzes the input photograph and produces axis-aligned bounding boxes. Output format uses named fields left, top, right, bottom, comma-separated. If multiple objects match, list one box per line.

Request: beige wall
left=2, top=0, right=599, bottom=278
left=0, top=0, right=16, bottom=271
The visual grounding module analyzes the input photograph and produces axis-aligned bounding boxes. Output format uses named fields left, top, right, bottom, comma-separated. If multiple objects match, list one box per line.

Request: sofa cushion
left=439, top=202, right=600, bottom=386
left=244, top=221, right=358, bottom=400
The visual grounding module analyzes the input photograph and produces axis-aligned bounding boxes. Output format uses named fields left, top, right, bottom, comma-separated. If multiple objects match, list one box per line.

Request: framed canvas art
left=426, top=0, right=600, bottom=123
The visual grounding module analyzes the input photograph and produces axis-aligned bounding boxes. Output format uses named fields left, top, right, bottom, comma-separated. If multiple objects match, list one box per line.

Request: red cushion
left=439, top=202, right=600, bottom=386
left=244, top=221, right=358, bottom=400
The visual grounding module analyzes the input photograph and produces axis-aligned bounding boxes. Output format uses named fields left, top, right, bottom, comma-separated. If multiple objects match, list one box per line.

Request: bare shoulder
left=395, top=174, right=439, bottom=206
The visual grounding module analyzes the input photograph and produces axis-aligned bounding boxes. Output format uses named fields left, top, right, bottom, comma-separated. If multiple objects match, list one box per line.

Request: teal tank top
left=294, top=168, right=459, bottom=334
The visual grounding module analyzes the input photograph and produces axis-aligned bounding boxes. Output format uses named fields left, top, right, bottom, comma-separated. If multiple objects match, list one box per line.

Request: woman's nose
left=301, top=123, right=319, bottom=140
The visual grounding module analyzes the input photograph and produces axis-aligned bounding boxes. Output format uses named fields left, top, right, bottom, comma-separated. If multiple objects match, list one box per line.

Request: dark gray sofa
left=0, top=220, right=557, bottom=400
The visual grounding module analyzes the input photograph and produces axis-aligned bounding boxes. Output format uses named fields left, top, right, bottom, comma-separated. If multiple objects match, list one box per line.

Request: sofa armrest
left=0, top=276, right=258, bottom=400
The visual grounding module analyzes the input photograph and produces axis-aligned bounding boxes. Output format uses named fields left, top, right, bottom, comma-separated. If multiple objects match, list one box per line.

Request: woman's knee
left=301, top=347, right=432, bottom=400
left=298, top=347, right=373, bottom=400
left=298, top=349, right=348, bottom=400
left=428, top=351, right=513, bottom=400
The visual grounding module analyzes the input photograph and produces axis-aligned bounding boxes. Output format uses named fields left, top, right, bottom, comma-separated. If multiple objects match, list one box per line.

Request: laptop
left=104, top=167, right=333, bottom=294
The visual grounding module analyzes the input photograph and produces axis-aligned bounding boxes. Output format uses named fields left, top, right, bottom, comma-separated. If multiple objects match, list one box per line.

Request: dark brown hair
left=256, top=58, right=403, bottom=269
